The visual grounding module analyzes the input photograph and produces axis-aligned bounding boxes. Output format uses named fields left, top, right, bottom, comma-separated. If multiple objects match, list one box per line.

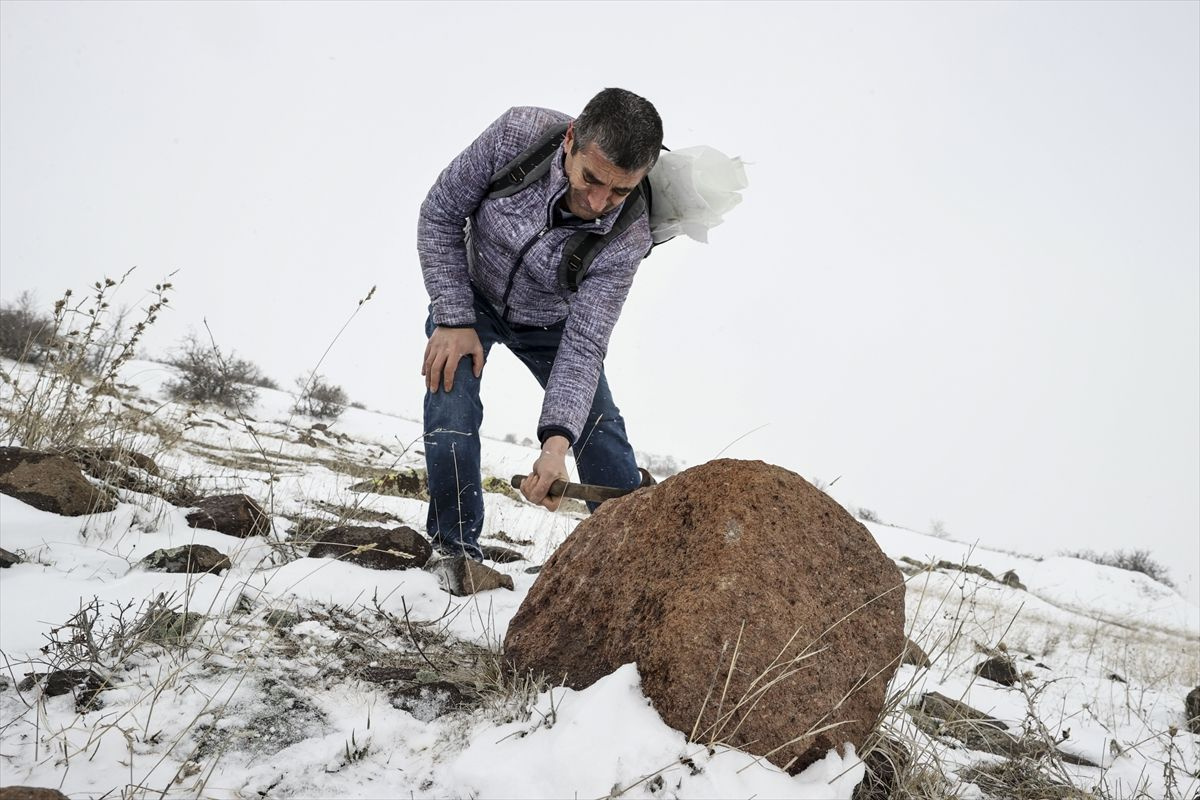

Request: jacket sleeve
left=417, top=110, right=514, bottom=327
left=536, top=219, right=651, bottom=445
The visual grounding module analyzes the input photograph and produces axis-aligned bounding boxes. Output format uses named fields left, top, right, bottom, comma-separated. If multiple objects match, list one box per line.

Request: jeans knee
left=424, top=387, right=482, bottom=433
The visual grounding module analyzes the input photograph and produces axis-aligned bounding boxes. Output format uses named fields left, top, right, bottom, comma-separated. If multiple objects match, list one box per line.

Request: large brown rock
left=0, top=447, right=117, bottom=516
left=186, top=494, right=270, bottom=538
left=1187, top=686, right=1200, bottom=734
left=503, top=459, right=906, bottom=773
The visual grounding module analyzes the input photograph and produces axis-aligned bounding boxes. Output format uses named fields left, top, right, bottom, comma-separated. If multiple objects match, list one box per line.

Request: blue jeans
left=423, top=290, right=642, bottom=559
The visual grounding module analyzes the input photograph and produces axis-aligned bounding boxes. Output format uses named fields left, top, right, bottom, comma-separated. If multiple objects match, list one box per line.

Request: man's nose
left=586, top=186, right=609, bottom=213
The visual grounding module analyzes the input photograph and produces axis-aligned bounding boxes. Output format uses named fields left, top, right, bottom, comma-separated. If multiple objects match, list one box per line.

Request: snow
left=1, top=357, right=1197, bottom=799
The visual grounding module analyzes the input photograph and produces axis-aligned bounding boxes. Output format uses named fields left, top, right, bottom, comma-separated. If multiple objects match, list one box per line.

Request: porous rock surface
left=503, top=458, right=906, bottom=772
left=0, top=447, right=117, bottom=516
left=0, top=788, right=70, bottom=800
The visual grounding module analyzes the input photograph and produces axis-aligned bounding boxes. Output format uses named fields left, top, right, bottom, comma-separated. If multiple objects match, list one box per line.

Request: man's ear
left=564, top=121, right=575, bottom=153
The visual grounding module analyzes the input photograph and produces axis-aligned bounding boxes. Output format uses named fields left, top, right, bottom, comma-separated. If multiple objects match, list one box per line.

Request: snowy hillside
left=1, top=357, right=1197, bottom=799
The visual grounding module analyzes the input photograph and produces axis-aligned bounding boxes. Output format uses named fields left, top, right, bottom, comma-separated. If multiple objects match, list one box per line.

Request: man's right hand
left=422, top=326, right=484, bottom=393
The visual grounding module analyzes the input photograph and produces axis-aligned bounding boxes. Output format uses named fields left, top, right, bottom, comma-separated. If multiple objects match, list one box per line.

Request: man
left=418, top=88, right=663, bottom=560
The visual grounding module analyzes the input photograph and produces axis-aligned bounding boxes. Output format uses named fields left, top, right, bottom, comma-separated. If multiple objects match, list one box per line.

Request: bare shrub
left=292, top=372, right=348, bottom=420
left=857, top=507, right=882, bottom=524
left=0, top=273, right=172, bottom=450
left=165, top=334, right=268, bottom=409
left=636, top=450, right=683, bottom=477
left=1062, top=548, right=1177, bottom=589
left=0, top=291, right=57, bottom=364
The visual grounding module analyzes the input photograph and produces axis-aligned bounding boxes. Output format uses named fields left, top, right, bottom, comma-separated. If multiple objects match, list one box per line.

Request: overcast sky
left=2, top=1, right=1197, bottom=603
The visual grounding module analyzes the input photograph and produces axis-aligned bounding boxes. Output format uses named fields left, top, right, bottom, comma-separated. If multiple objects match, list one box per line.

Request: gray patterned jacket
left=418, top=106, right=652, bottom=446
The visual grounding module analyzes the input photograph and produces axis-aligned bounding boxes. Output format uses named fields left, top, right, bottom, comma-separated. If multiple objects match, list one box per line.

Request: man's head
left=562, top=88, right=663, bottom=221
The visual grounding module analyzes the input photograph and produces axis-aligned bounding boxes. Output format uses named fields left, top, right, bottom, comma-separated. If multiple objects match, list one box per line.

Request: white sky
left=2, top=1, right=1197, bottom=602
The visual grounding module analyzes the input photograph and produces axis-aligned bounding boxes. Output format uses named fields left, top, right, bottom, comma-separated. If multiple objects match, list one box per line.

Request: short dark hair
left=573, top=88, right=663, bottom=173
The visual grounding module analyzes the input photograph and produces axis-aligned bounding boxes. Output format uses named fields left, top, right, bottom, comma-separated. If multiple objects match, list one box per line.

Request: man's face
left=561, top=124, right=647, bottom=221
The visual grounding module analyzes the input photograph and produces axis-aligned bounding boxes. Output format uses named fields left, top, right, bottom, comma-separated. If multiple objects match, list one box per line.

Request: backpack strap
left=559, top=182, right=649, bottom=292
left=487, top=122, right=569, bottom=199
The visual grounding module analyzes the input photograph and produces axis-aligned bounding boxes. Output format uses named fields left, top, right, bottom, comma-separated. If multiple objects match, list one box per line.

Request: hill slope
left=1, top=357, right=1196, bottom=799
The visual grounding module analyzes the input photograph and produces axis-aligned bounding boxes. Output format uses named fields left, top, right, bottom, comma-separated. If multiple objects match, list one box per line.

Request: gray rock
left=431, top=556, right=514, bottom=596
left=919, top=691, right=1009, bottom=731
left=0, top=547, right=20, bottom=568
left=0, top=447, right=117, bottom=516
left=307, top=525, right=431, bottom=570
left=140, top=544, right=231, bottom=574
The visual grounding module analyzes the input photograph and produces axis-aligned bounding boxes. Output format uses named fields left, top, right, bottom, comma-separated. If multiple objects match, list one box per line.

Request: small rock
left=1186, top=686, right=1200, bottom=734
left=480, top=543, right=525, bottom=563
left=0, top=547, right=20, bottom=568
left=140, top=545, right=231, bottom=574
left=77, top=446, right=160, bottom=476
left=141, top=609, right=202, bottom=645
left=432, top=556, right=514, bottom=596
left=1108, top=672, right=1127, bottom=683
left=0, top=447, right=117, bottom=516
left=389, top=681, right=467, bottom=721
left=186, top=494, right=270, bottom=538
left=264, top=609, right=301, bottom=629
left=902, top=637, right=932, bottom=668
left=999, top=569, right=1026, bottom=590
left=307, top=525, right=431, bottom=570
left=975, top=656, right=1020, bottom=687
left=17, top=669, right=106, bottom=710
left=0, top=788, right=71, bottom=800
left=919, top=692, right=1009, bottom=730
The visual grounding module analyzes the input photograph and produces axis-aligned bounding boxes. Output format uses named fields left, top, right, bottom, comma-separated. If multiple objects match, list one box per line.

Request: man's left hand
left=520, top=435, right=571, bottom=511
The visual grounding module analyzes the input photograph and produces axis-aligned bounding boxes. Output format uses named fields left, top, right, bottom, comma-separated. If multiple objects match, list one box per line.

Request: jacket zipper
left=501, top=224, right=550, bottom=322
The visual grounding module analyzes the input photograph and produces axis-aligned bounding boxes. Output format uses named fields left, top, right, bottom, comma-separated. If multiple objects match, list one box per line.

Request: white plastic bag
left=647, top=145, right=748, bottom=244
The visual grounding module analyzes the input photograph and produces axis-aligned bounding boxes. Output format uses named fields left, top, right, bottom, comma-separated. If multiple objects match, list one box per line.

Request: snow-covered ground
left=1, top=357, right=1197, bottom=799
